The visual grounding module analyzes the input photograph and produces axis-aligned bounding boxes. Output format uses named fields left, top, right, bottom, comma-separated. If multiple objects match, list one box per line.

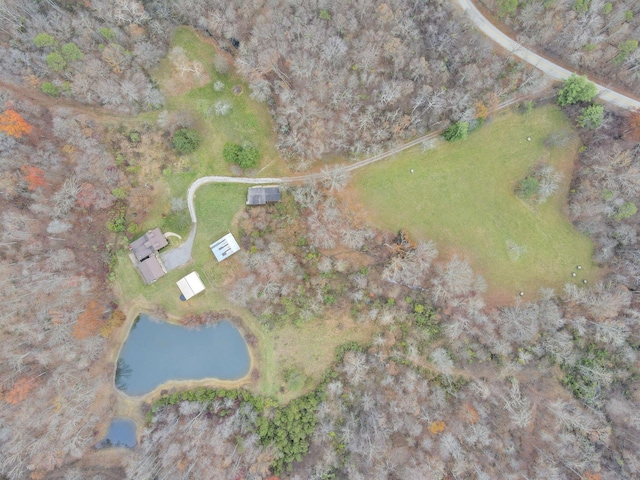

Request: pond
left=116, top=314, right=251, bottom=396
left=95, top=418, right=137, bottom=449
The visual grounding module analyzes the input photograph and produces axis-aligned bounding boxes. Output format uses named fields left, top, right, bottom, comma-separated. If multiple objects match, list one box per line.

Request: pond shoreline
left=108, top=307, right=257, bottom=428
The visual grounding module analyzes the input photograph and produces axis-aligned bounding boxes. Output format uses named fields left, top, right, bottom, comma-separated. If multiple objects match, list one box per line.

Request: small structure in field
left=246, top=185, right=281, bottom=206
left=129, top=228, right=169, bottom=284
left=176, top=271, right=206, bottom=300
left=210, top=233, right=240, bottom=262
left=129, top=228, right=169, bottom=261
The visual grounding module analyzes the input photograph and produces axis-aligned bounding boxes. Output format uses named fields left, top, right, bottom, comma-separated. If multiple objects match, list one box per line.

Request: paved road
left=453, top=0, right=640, bottom=111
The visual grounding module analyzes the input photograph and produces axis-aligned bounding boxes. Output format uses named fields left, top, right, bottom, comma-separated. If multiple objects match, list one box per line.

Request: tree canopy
left=442, top=121, right=469, bottom=142
left=0, top=110, right=32, bottom=138
left=577, top=104, right=604, bottom=129
left=172, top=128, right=201, bottom=154
left=557, top=74, right=598, bottom=106
left=223, top=142, right=260, bottom=169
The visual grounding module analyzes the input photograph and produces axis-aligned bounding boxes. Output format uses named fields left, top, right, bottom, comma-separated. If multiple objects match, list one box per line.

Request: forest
left=0, top=0, right=639, bottom=479
left=478, top=0, right=640, bottom=94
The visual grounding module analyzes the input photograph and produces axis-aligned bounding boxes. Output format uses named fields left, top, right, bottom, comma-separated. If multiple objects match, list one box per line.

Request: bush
left=557, top=74, right=597, bottom=106
left=516, top=177, right=540, bottom=200
left=442, top=121, right=469, bottom=142
left=111, top=187, right=128, bottom=199
left=223, top=142, right=260, bottom=169
left=61, top=42, right=83, bottom=62
left=172, top=128, right=201, bottom=154
left=46, top=52, right=66, bottom=72
left=99, top=28, right=116, bottom=42
left=577, top=104, right=604, bottom=129
left=33, top=33, right=56, bottom=48
left=41, top=82, right=59, bottom=97
left=614, top=202, right=637, bottom=221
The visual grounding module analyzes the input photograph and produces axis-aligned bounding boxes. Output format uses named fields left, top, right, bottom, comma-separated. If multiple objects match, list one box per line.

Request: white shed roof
left=210, top=233, right=240, bottom=262
left=176, top=271, right=206, bottom=300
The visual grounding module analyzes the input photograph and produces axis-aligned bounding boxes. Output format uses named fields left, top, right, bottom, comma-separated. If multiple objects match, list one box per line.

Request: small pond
left=116, top=314, right=251, bottom=396
left=95, top=418, right=137, bottom=449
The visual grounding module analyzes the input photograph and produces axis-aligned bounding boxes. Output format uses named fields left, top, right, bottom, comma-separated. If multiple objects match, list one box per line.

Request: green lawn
left=113, top=183, right=281, bottom=393
left=353, top=105, right=598, bottom=299
left=154, top=27, right=288, bottom=191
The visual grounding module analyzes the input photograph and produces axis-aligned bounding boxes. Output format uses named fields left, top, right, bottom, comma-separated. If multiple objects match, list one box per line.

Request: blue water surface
left=95, top=418, right=137, bottom=449
left=116, top=314, right=251, bottom=396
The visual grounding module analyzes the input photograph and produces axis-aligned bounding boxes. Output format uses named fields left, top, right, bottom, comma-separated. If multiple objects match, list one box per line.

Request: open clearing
left=353, top=105, right=598, bottom=300
left=135, top=27, right=290, bottom=237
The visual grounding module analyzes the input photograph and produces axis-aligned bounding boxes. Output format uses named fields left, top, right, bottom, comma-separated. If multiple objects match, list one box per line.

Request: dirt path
left=0, top=78, right=134, bottom=121
left=159, top=97, right=526, bottom=271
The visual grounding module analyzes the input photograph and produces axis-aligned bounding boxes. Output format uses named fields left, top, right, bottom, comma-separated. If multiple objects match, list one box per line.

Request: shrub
left=46, top=52, right=66, bottom=72
left=223, top=142, right=260, bottom=169
left=99, top=28, right=116, bottom=42
left=577, top=104, right=604, bottom=129
left=61, top=42, right=83, bottom=62
left=172, top=128, right=201, bottom=154
left=111, top=187, right=128, bottom=199
left=557, top=74, right=597, bottom=106
left=614, top=202, right=637, bottom=221
left=442, top=121, right=469, bottom=141
left=41, top=82, right=59, bottom=97
left=516, top=177, right=540, bottom=200
left=33, top=33, right=56, bottom=48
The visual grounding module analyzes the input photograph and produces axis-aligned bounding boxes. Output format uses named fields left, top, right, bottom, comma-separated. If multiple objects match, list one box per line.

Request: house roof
left=247, top=185, right=281, bottom=205
left=176, top=271, right=206, bottom=300
left=210, top=233, right=241, bottom=262
left=137, top=255, right=166, bottom=284
left=130, top=228, right=169, bottom=261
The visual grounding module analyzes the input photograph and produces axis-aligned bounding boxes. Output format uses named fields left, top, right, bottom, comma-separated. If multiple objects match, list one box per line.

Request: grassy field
left=154, top=27, right=289, bottom=188
left=353, top=105, right=598, bottom=300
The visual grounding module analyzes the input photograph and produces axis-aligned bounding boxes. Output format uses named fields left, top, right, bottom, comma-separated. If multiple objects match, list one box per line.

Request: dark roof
left=247, top=185, right=281, bottom=206
left=137, top=255, right=166, bottom=284
left=130, top=228, right=168, bottom=261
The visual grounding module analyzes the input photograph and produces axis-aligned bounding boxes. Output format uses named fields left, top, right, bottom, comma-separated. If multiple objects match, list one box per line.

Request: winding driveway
left=162, top=4, right=640, bottom=271
left=161, top=127, right=448, bottom=270
left=453, top=0, right=640, bottom=110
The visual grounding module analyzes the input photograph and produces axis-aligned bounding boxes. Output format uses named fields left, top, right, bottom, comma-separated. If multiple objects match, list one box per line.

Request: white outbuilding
left=210, top=233, right=240, bottom=262
left=176, top=271, right=206, bottom=300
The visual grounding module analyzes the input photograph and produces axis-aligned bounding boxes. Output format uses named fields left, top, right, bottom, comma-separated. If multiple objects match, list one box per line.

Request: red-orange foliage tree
left=20, top=165, right=46, bottom=190
left=0, top=109, right=32, bottom=137
left=72, top=300, right=104, bottom=339
left=5, top=377, right=36, bottom=405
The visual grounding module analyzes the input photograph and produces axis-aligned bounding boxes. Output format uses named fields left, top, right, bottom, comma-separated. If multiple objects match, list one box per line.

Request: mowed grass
left=153, top=26, right=289, bottom=194
left=353, top=105, right=598, bottom=300
left=112, top=183, right=279, bottom=393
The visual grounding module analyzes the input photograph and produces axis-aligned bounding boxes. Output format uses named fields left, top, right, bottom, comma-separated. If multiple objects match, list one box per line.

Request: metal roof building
left=130, top=228, right=169, bottom=261
left=176, top=271, right=206, bottom=300
left=246, top=185, right=281, bottom=206
left=210, top=233, right=241, bottom=262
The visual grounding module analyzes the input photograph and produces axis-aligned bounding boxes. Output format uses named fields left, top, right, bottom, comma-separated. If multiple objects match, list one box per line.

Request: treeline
left=124, top=386, right=320, bottom=478
left=167, top=0, right=540, bottom=167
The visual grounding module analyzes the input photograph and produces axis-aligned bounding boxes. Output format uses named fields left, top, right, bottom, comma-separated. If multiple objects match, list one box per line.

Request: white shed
left=210, top=233, right=240, bottom=262
left=176, top=271, right=206, bottom=300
